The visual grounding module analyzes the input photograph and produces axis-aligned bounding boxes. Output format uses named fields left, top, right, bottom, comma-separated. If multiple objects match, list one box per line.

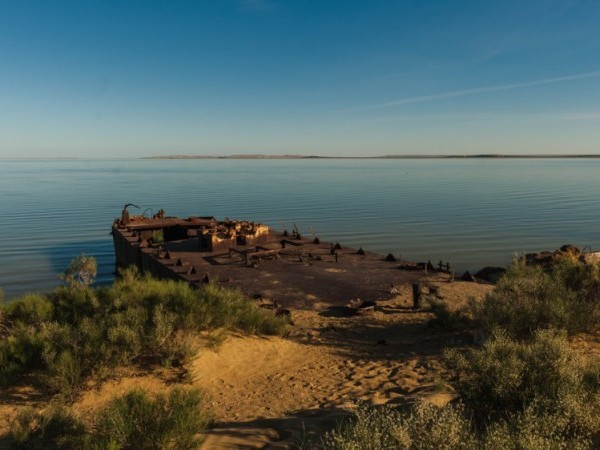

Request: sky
left=1, top=0, right=599, bottom=158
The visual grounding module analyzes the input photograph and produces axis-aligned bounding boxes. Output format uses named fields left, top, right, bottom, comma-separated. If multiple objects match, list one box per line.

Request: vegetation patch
left=317, top=331, right=600, bottom=449
left=319, top=402, right=476, bottom=450
left=0, top=259, right=288, bottom=397
left=314, top=258, right=600, bottom=449
left=9, top=388, right=211, bottom=450
left=430, top=258, right=600, bottom=339
left=446, top=329, right=600, bottom=435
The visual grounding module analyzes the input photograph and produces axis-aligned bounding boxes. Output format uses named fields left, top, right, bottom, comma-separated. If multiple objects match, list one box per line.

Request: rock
left=560, top=244, right=582, bottom=258
left=525, top=244, right=582, bottom=267
left=384, top=253, right=397, bottom=262
left=581, top=252, right=600, bottom=265
left=525, top=251, right=554, bottom=266
left=460, top=271, right=476, bottom=282
left=474, top=266, right=507, bottom=283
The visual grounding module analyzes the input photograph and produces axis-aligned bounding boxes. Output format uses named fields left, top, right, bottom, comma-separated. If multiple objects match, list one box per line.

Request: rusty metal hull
left=111, top=209, right=437, bottom=309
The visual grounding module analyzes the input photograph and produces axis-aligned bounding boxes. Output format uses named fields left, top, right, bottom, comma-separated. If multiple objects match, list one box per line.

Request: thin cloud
left=360, top=111, right=600, bottom=124
left=344, top=71, right=600, bottom=112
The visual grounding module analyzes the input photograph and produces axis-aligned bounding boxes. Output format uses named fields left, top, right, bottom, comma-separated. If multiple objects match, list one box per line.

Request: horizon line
left=4, top=153, right=600, bottom=161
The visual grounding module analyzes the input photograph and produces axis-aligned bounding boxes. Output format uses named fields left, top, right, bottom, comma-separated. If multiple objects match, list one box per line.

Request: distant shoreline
left=3, top=154, right=600, bottom=161
left=143, top=154, right=600, bottom=160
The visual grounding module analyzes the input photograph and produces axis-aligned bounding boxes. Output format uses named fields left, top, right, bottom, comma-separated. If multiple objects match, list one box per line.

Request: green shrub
left=59, top=254, right=97, bottom=289
left=195, top=283, right=289, bottom=335
left=445, top=328, right=600, bottom=434
left=9, top=405, right=87, bottom=449
left=94, top=388, right=212, bottom=449
left=0, top=322, right=47, bottom=384
left=428, top=297, right=473, bottom=331
left=151, top=229, right=164, bottom=244
left=462, top=259, right=600, bottom=339
left=0, top=259, right=288, bottom=395
left=3, top=293, right=53, bottom=325
left=430, top=260, right=600, bottom=339
left=9, top=388, right=212, bottom=450
left=319, top=401, right=597, bottom=450
left=483, top=404, right=593, bottom=450
left=320, top=402, right=477, bottom=450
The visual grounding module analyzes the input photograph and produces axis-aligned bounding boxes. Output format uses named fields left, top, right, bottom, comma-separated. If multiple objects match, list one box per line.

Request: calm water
left=1, top=158, right=599, bottom=300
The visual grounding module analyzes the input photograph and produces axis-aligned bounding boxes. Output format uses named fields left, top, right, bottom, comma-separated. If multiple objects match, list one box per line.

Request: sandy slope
left=195, top=280, right=491, bottom=448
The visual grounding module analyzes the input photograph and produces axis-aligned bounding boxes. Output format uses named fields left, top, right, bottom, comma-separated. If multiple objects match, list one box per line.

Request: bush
left=9, top=405, right=87, bottom=449
left=59, top=254, right=97, bottom=289
left=474, top=260, right=600, bottom=339
left=0, top=321, right=47, bottom=384
left=430, top=259, right=600, bottom=339
left=318, top=330, right=600, bottom=450
left=483, top=405, right=593, bottom=450
left=553, top=257, right=600, bottom=304
left=194, top=283, right=289, bottom=335
left=3, top=293, right=54, bottom=325
left=320, top=402, right=477, bottom=450
left=93, top=388, right=212, bottom=449
left=428, top=297, right=473, bottom=331
left=151, top=229, right=164, bottom=244
left=9, top=388, right=212, bottom=450
left=0, top=260, right=288, bottom=395
left=445, top=328, right=600, bottom=435
left=319, top=400, right=597, bottom=450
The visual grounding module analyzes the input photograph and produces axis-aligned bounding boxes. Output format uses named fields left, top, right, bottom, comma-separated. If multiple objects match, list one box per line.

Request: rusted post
left=121, top=208, right=130, bottom=225
left=412, top=283, right=422, bottom=309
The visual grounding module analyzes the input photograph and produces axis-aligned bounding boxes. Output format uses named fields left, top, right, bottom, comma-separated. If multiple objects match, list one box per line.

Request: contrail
left=345, top=71, right=600, bottom=112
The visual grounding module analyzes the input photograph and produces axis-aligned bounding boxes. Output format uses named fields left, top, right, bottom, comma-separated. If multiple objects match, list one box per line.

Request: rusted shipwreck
left=111, top=206, right=437, bottom=309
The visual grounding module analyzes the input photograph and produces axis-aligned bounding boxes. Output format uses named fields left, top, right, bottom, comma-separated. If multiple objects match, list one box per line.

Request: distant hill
left=142, top=154, right=325, bottom=160
left=143, top=154, right=600, bottom=160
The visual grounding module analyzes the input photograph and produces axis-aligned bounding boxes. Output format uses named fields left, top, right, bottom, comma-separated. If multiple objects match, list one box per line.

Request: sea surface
left=1, top=158, right=599, bottom=300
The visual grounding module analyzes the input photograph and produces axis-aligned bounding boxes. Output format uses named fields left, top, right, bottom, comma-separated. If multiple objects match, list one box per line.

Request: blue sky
left=1, top=0, right=599, bottom=157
